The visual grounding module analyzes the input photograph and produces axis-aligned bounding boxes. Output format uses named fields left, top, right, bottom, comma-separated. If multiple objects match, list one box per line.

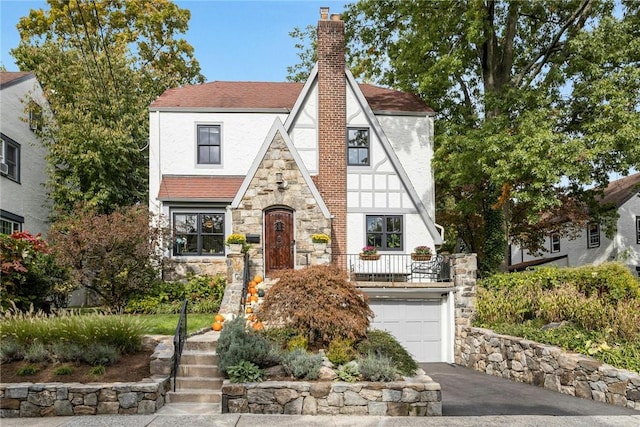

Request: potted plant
left=311, top=233, right=330, bottom=252
left=412, top=245, right=432, bottom=261
left=360, top=245, right=380, bottom=260
left=226, top=233, right=247, bottom=254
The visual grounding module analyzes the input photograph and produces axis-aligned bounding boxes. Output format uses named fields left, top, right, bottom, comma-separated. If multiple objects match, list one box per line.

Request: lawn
left=133, top=313, right=214, bottom=335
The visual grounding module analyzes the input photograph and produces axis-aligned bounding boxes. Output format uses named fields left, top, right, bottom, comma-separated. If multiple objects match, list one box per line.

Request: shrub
left=326, top=338, right=357, bottom=365
left=335, top=362, right=360, bottom=382
left=358, top=352, right=399, bottom=382
left=216, top=317, right=274, bottom=374
left=90, top=365, right=106, bottom=376
left=54, top=365, right=74, bottom=375
left=24, top=342, right=50, bottom=364
left=226, top=361, right=264, bottom=383
left=356, top=329, right=418, bottom=376
left=17, top=365, right=39, bottom=376
left=281, top=348, right=322, bottom=380
left=83, top=344, right=120, bottom=366
left=0, top=339, right=24, bottom=363
left=52, top=342, right=84, bottom=364
left=286, top=334, right=308, bottom=352
left=261, top=326, right=299, bottom=348
left=259, top=265, right=373, bottom=347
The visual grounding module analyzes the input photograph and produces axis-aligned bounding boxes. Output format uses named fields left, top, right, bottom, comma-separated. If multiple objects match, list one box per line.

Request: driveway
left=422, top=363, right=638, bottom=416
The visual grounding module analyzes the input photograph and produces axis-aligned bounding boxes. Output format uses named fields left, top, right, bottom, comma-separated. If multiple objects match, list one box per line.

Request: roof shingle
left=158, top=175, right=244, bottom=201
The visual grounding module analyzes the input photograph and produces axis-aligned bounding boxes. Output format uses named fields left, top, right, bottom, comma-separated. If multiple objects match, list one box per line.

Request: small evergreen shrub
left=261, top=326, right=299, bottom=347
left=24, top=342, right=50, bottom=364
left=0, top=339, right=24, bottom=363
left=359, top=352, right=399, bottom=382
left=281, top=348, right=322, bottom=380
left=217, top=316, right=274, bottom=374
left=327, top=338, right=357, bottom=365
left=335, top=362, right=360, bottom=382
left=357, top=329, right=418, bottom=376
left=83, top=344, right=120, bottom=366
left=16, top=365, right=39, bottom=376
left=286, top=334, right=308, bottom=352
left=54, top=365, right=74, bottom=375
left=51, top=342, right=84, bottom=364
left=226, top=360, right=264, bottom=383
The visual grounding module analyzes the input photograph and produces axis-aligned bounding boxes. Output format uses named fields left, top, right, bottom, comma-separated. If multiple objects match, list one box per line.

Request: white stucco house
left=0, top=72, right=50, bottom=236
left=148, top=10, right=453, bottom=362
left=510, top=172, right=640, bottom=276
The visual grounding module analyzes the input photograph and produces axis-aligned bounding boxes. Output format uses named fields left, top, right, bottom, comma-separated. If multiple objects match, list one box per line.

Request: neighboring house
left=0, top=72, right=50, bottom=236
left=149, top=10, right=451, bottom=362
left=510, top=172, right=640, bottom=276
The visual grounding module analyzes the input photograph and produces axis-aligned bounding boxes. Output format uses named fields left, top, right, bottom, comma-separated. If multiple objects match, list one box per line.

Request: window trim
left=196, top=124, right=222, bottom=165
left=365, top=214, right=403, bottom=251
left=172, top=210, right=226, bottom=256
left=550, top=233, right=561, bottom=253
left=0, top=134, right=20, bottom=182
left=587, top=222, right=600, bottom=249
left=347, top=127, right=370, bottom=167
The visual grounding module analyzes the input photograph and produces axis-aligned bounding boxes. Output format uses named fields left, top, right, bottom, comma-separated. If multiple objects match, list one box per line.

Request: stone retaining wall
left=456, top=326, right=640, bottom=411
left=221, top=378, right=442, bottom=416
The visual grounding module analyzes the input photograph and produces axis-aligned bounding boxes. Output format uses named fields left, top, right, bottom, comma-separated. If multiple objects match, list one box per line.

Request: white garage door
left=369, top=299, right=442, bottom=363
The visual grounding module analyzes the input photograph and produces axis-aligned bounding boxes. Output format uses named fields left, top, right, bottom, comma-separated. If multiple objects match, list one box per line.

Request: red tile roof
left=150, top=81, right=433, bottom=113
left=157, top=175, right=244, bottom=201
left=0, top=72, right=33, bottom=88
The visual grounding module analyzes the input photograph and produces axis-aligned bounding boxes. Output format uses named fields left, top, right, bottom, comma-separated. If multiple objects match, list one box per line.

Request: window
left=0, top=210, right=23, bottom=235
left=550, top=233, right=560, bottom=253
left=366, top=215, right=403, bottom=250
left=347, top=128, right=369, bottom=166
left=173, top=212, right=224, bottom=256
left=636, top=216, right=640, bottom=244
left=0, top=135, right=20, bottom=181
left=587, top=223, right=600, bottom=248
left=197, top=125, right=221, bottom=164
left=28, top=100, right=42, bottom=132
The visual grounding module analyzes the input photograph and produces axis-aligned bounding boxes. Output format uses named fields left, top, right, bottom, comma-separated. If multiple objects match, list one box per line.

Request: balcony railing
left=348, top=253, right=450, bottom=283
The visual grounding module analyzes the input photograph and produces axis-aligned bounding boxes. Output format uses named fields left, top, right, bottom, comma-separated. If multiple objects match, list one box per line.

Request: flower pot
left=228, top=243, right=243, bottom=254
left=411, top=253, right=432, bottom=261
left=313, top=242, right=327, bottom=252
left=360, top=253, right=380, bottom=261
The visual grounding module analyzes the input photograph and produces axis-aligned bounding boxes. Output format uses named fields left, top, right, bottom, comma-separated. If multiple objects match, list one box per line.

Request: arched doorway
left=264, top=207, right=294, bottom=276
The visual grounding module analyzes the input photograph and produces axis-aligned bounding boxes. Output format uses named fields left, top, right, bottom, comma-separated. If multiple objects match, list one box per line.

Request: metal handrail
left=347, top=253, right=450, bottom=283
left=171, top=299, right=188, bottom=392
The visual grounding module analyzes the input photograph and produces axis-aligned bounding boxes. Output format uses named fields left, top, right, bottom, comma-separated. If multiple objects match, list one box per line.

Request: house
left=0, top=72, right=50, bottom=236
left=149, top=9, right=452, bottom=362
left=510, top=172, right=640, bottom=275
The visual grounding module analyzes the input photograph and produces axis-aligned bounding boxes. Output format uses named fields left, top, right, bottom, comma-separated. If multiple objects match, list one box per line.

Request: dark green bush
left=358, top=352, right=399, bottom=382
left=216, top=317, right=274, bottom=374
left=260, top=326, right=299, bottom=347
left=281, top=348, right=322, bottom=380
left=357, top=329, right=418, bottom=376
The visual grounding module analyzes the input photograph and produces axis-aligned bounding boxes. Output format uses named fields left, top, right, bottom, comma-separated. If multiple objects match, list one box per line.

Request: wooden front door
left=264, top=208, right=294, bottom=276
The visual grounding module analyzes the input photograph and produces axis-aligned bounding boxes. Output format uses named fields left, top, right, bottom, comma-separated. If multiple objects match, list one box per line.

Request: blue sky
left=1, top=0, right=348, bottom=82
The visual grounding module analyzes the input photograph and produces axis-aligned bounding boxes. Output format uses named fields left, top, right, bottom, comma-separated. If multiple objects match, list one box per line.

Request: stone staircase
left=159, top=331, right=223, bottom=415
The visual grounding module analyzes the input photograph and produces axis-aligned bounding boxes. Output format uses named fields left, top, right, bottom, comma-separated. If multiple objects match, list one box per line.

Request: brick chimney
left=317, top=8, right=346, bottom=269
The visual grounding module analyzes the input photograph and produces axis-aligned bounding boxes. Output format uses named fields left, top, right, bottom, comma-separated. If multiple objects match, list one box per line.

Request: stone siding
left=456, top=327, right=640, bottom=411
left=222, top=378, right=442, bottom=416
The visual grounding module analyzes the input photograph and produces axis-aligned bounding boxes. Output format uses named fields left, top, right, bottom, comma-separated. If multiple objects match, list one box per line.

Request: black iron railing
left=171, top=299, right=188, bottom=391
left=240, top=252, right=251, bottom=310
left=347, top=253, right=450, bottom=283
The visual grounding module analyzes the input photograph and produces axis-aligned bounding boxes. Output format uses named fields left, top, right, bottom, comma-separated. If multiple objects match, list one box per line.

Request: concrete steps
left=165, top=330, right=223, bottom=412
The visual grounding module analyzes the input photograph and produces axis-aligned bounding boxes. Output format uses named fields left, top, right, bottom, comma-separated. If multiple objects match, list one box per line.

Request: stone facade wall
left=222, top=378, right=442, bottom=416
left=233, top=130, right=332, bottom=276
left=0, top=378, right=170, bottom=418
left=450, top=253, right=477, bottom=330
left=166, top=257, right=227, bottom=281
left=456, top=327, right=640, bottom=411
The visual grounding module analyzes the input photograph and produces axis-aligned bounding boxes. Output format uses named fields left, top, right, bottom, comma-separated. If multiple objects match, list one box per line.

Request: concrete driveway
left=422, top=363, right=638, bottom=416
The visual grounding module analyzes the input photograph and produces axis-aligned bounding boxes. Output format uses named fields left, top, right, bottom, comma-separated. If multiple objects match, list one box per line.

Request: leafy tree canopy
left=12, top=0, right=205, bottom=215
left=290, top=0, right=639, bottom=274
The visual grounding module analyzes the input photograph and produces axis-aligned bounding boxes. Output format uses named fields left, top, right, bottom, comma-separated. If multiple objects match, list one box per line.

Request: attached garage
left=362, top=287, right=454, bottom=363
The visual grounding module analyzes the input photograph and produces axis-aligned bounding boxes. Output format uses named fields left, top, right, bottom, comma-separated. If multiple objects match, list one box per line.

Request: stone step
left=156, top=402, right=221, bottom=415
left=167, top=390, right=221, bottom=404
left=184, top=337, right=218, bottom=352
left=179, top=364, right=221, bottom=377
left=175, top=376, right=224, bottom=390
left=180, top=351, right=218, bottom=365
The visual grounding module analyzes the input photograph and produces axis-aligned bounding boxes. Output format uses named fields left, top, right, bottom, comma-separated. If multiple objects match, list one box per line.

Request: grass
left=131, top=313, right=214, bottom=335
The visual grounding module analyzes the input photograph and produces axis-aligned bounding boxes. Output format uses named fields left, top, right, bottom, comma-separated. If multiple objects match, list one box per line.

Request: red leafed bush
left=258, top=265, right=373, bottom=347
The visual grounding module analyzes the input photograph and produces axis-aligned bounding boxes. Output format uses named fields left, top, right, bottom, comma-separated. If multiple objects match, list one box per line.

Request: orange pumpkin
left=212, top=321, right=223, bottom=332
left=246, top=306, right=253, bottom=314
left=249, top=295, right=259, bottom=303
left=249, top=314, right=257, bottom=322
left=214, top=313, right=225, bottom=322
left=253, top=274, right=263, bottom=284
left=249, top=287, right=258, bottom=295
left=252, top=321, right=264, bottom=331
left=248, top=281, right=256, bottom=288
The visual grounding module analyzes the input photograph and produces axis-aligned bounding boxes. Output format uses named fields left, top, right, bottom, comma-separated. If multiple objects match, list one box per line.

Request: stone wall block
left=301, top=396, right=317, bottom=415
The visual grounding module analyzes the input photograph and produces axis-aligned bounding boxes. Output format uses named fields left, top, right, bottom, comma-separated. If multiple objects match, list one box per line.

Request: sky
left=0, top=0, right=348, bottom=82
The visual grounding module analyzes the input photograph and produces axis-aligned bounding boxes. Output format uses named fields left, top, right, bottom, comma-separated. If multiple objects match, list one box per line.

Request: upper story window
left=197, top=125, right=221, bottom=164
left=347, top=128, right=370, bottom=166
left=587, top=223, right=600, bottom=248
left=28, top=100, right=43, bottom=132
left=366, top=215, right=403, bottom=251
left=173, top=212, right=225, bottom=256
left=0, top=135, right=20, bottom=182
left=636, top=216, right=640, bottom=244
left=550, top=233, right=561, bottom=253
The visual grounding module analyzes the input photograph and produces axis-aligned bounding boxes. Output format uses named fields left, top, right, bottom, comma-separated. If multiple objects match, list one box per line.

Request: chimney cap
left=330, top=13, right=341, bottom=22
left=320, top=7, right=329, bottom=20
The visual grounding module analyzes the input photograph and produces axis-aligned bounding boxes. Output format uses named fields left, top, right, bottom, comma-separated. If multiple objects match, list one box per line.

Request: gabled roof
left=600, top=172, right=640, bottom=208
left=150, top=81, right=433, bottom=114
left=157, top=175, right=244, bottom=202
left=0, top=72, right=34, bottom=89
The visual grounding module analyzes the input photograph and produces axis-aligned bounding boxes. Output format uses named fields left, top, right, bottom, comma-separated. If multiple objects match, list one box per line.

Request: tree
left=11, top=0, right=205, bottom=215
left=48, top=205, right=172, bottom=311
left=337, top=0, right=639, bottom=275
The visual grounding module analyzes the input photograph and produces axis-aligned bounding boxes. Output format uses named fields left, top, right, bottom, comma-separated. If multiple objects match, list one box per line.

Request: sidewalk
left=1, top=414, right=640, bottom=426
